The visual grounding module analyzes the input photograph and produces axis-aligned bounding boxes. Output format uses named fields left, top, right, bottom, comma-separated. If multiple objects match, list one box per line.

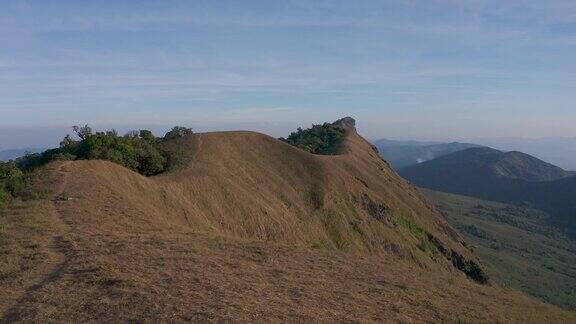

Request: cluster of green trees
left=280, top=122, right=346, bottom=155
left=0, top=125, right=193, bottom=211
left=18, top=125, right=193, bottom=175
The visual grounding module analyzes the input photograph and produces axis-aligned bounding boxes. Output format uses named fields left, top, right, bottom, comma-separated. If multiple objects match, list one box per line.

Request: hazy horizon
left=3, top=120, right=576, bottom=170
left=2, top=120, right=576, bottom=149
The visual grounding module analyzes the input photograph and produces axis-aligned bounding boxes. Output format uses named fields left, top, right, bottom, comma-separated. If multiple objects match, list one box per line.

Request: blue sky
left=1, top=0, right=576, bottom=141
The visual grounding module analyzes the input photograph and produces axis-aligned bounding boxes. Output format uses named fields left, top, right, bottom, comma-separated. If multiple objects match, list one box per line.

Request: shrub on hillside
left=0, top=125, right=194, bottom=211
left=15, top=125, right=194, bottom=177
left=163, top=126, right=194, bottom=141
left=75, top=130, right=140, bottom=170
left=0, top=162, right=24, bottom=195
left=280, top=122, right=346, bottom=155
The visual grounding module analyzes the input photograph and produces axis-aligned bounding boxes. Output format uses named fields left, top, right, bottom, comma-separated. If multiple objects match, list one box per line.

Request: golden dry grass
left=1, top=129, right=574, bottom=322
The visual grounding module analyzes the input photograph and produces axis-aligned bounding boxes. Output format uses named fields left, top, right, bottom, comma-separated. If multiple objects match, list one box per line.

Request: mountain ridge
left=1, top=120, right=574, bottom=321
left=373, top=140, right=480, bottom=170
left=400, top=146, right=573, bottom=192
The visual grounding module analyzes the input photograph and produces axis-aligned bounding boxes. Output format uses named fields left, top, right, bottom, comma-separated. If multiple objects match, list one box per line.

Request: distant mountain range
left=373, top=137, right=576, bottom=171
left=373, top=139, right=480, bottom=170
left=475, top=137, right=576, bottom=171
left=372, top=138, right=443, bottom=147
left=401, top=147, right=573, bottom=184
left=0, top=148, right=44, bottom=161
left=400, top=147, right=576, bottom=237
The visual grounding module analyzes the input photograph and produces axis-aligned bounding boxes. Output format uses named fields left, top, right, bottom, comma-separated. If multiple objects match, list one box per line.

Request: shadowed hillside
left=401, top=147, right=572, bottom=189
left=425, top=189, right=576, bottom=310
left=505, top=176, right=576, bottom=236
left=399, top=147, right=572, bottom=199
left=1, top=119, right=574, bottom=322
left=400, top=147, right=576, bottom=236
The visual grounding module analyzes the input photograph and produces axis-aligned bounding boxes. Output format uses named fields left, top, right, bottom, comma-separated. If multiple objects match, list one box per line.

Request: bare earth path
left=1, top=162, right=72, bottom=321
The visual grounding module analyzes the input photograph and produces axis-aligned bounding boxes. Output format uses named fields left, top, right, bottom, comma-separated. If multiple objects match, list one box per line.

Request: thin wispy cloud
left=0, top=0, right=575, bottom=140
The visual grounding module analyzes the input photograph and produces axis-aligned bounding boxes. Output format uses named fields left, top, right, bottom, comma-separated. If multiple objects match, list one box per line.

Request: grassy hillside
left=424, top=189, right=576, bottom=310
left=0, top=121, right=574, bottom=321
left=2, top=189, right=573, bottom=322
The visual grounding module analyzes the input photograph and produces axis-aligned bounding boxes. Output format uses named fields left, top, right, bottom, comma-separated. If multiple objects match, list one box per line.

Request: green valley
left=424, top=189, right=576, bottom=310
